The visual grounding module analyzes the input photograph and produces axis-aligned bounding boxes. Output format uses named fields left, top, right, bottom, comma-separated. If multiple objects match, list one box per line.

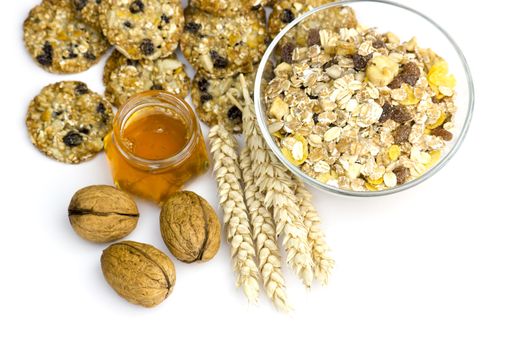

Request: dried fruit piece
left=352, top=53, right=372, bottom=71
left=430, top=127, right=453, bottom=141
left=227, top=106, right=243, bottom=121
left=140, top=39, right=155, bottom=56
left=389, top=61, right=420, bottom=88
left=393, top=166, right=410, bottom=185
left=269, top=97, right=289, bottom=119
left=282, top=134, right=308, bottom=166
left=366, top=55, right=399, bottom=86
left=129, top=0, right=144, bottom=14
left=281, top=42, right=296, bottom=64
left=184, top=22, right=202, bottom=33
left=210, top=50, right=229, bottom=68
left=63, top=131, right=83, bottom=147
left=394, top=124, right=412, bottom=143
left=281, top=9, right=295, bottom=24
left=307, top=29, right=321, bottom=47
left=380, top=103, right=412, bottom=124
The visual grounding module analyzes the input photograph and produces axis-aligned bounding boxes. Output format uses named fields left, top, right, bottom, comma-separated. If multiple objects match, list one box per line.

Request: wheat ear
left=238, top=75, right=314, bottom=288
left=295, top=180, right=334, bottom=285
left=240, top=148, right=291, bottom=311
left=209, top=124, right=259, bottom=302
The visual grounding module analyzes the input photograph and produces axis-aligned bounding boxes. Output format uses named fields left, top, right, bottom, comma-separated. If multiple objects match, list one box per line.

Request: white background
left=1, top=1, right=524, bottom=349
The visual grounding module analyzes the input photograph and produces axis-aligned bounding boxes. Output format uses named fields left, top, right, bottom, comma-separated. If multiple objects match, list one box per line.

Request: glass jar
left=104, top=91, right=209, bottom=204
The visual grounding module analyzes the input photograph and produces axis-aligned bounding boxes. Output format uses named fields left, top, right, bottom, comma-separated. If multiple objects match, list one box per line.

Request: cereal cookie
left=103, top=50, right=190, bottom=107
left=26, top=81, right=114, bottom=164
left=268, top=0, right=356, bottom=39
left=191, top=71, right=255, bottom=133
left=71, top=0, right=102, bottom=29
left=192, top=0, right=270, bottom=16
left=23, top=0, right=110, bottom=74
left=99, top=0, right=184, bottom=60
left=180, top=6, right=268, bottom=79
left=277, top=4, right=357, bottom=46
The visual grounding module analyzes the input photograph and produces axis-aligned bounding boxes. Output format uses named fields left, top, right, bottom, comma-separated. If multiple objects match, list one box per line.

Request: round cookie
left=26, top=81, right=114, bottom=164
left=71, top=0, right=102, bottom=29
left=191, top=0, right=270, bottom=16
left=103, top=50, right=190, bottom=107
left=99, top=0, right=184, bottom=60
left=23, top=0, right=110, bottom=74
left=180, top=6, right=268, bottom=79
left=191, top=71, right=256, bottom=133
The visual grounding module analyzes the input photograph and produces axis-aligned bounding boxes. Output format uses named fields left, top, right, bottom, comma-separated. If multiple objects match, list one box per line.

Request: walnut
left=68, top=185, right=139, bottom=243
left=160, top=191, right=221, bottom=263
left=101, top=241, right=176, bottom=307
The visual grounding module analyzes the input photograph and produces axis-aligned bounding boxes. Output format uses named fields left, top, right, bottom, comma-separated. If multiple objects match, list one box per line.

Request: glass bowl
left=254, top=0, right=474, bottom=196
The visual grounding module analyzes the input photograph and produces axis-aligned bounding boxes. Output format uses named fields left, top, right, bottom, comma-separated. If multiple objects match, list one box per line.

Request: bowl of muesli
left=255, top=0, right=474, bottom=196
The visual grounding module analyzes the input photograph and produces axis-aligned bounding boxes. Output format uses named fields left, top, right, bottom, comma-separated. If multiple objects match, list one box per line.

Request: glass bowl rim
left=254, top=0, right=475, bottom=197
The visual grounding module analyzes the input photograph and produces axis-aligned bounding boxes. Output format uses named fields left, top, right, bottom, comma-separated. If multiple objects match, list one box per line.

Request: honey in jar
left=105, top=91, right=209, bottom=204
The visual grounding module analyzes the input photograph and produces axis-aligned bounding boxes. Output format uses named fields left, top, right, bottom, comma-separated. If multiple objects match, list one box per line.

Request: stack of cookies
left=182, top=0, right=270, bottom=133
left=23, top=0, right=189, bottom=164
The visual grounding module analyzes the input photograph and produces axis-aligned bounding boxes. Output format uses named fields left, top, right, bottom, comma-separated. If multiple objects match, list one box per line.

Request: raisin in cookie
left=71, top=0, right=102, bottom=29
left=26, top=81, right=114, bottom=164
left=23, top=0, right=110, bottom=74
left=191, top=71, right=255, bottom=133
left=103, top=50, right=190, bottom=107
left=180, top=6, right=267, bottom=79
left=99, top=0, right=184, bottom=60
left=191, top=0, right=269, bottom=16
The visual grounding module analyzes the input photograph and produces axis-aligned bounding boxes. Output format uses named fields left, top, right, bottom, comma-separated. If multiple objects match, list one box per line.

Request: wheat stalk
left=209, top=124, right=259, bottom=303
left=295, top=180, right=335, bottom=285
left=238, top=75, right=314, bottom=288
left=240, top=148, right=291, bottom=312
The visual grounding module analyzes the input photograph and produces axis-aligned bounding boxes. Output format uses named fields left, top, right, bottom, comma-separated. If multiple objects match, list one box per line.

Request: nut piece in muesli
left=23, top=0, right=110, bottom=74
left=264, top=24, right=457, bottom=191
left=103, top=50, right=190, bottom=108
left=71, top=0, right=102, bottom=30
left=180, top=6, right=268, bottom=79
left=191, top=71, right=256, bottom=133
left=99, top=0, right=184, bottom=60
left=26, top=81, right=114, bottom=164
left=192, top=0, right=270, bottom=16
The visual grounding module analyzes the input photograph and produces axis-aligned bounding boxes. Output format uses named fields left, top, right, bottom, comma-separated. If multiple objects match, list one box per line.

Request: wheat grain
left=295, top=180, right=335, bottom=285
left=239, top=75, right=314, bottom=288
left=240, top=148, right=291, bottom=311
left=209, top=124, right=259, bottom=303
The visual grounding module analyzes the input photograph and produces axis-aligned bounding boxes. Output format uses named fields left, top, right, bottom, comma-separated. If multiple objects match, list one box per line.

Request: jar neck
left=113, top=91, right=199, bottom=171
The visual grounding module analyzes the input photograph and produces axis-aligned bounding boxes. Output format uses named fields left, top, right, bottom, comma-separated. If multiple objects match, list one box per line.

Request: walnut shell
left=101, top=241, right=176, bottom=307
left=160, top=191, right=221, bottom=263
left=68, top=185, right=139, bottom=243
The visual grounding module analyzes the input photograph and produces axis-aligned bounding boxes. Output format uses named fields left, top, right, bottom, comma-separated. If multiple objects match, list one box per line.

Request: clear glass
left=255, top=0, right=475, bottom=197
left=105, top=91, right=209, bottom=203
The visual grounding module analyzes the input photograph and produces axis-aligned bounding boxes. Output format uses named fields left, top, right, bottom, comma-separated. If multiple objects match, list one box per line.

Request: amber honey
left=105, top=91, right=209, bottom=204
